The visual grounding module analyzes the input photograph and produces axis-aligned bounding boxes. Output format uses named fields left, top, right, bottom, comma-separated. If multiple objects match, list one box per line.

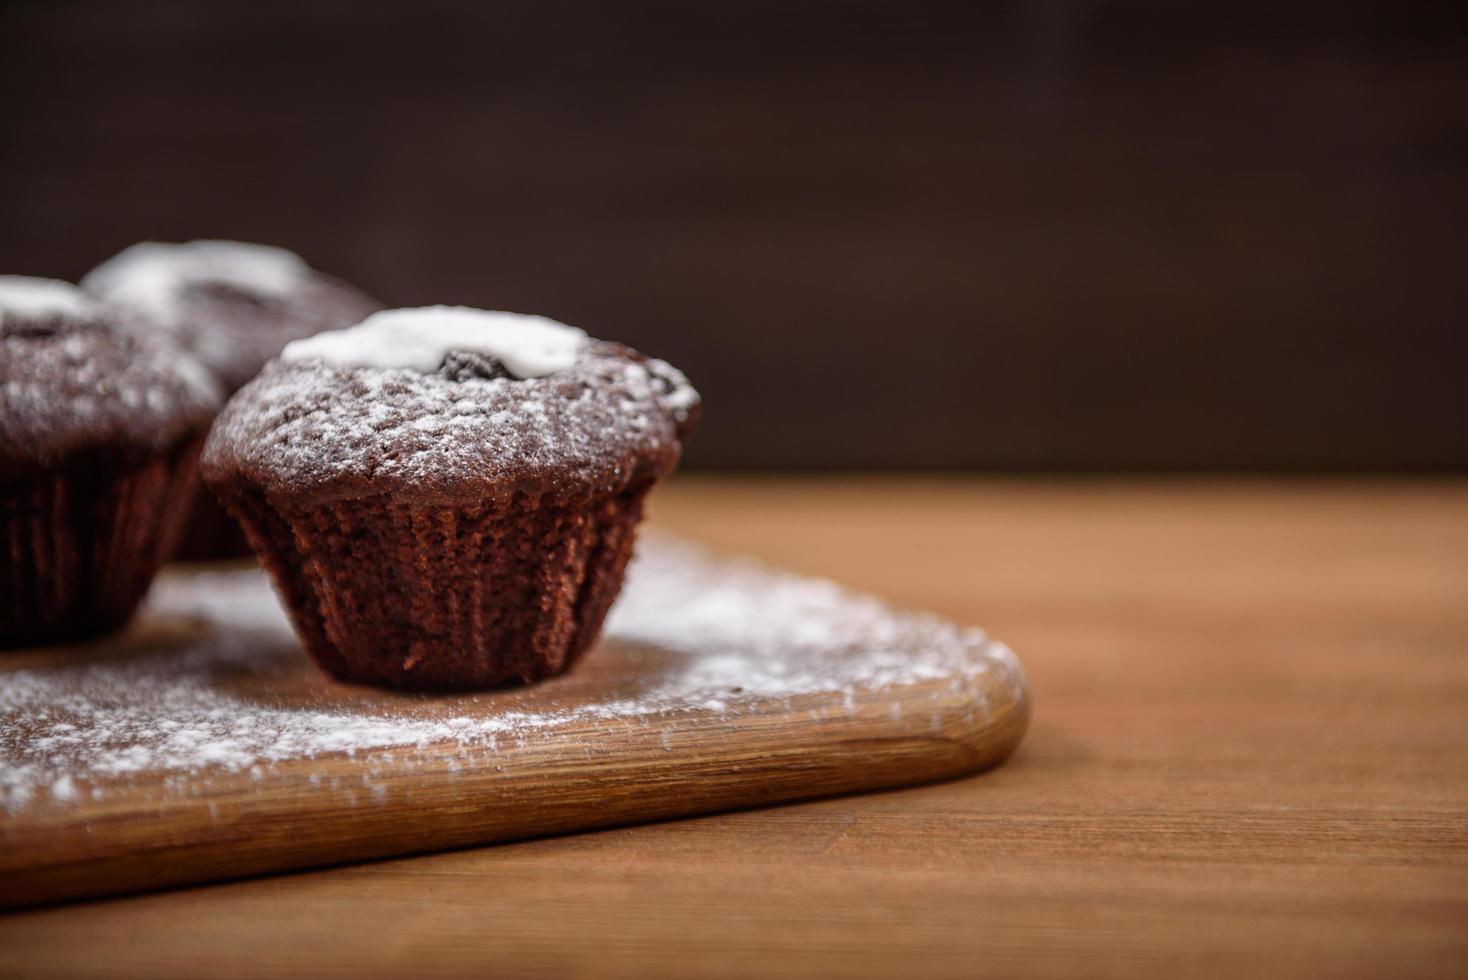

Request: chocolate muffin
left=202, top=306, right=699, bottom=690
left=82, top=240, right=382, bottom=559
left=0, top=276, right=222, bottom=648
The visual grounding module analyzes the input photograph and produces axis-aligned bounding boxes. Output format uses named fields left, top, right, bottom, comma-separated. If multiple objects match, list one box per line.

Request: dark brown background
left=3, top=0, right=1466, bottom=470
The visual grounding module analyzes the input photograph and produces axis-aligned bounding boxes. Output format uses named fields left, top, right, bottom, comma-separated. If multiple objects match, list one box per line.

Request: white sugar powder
left=205, top=338, right=696, bottom=503
left=282, top=307, right=586, bottom=378
left=0, top=276, right=93, bottom=326
left=81, top=240, right=308, bottom=324
left=0, top=537, right=1023, bottom=811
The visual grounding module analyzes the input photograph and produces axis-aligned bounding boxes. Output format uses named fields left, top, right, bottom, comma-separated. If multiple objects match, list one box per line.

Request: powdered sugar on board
left=0, top=536, right=1025, bottom=813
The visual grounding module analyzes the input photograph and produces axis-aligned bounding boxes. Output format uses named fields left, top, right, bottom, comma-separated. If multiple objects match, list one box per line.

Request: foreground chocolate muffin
left=82, top=240, right=382, bottom=559
left=0, top=276, right=222, bottom=647
left=202, top=307, right=699, bottom=690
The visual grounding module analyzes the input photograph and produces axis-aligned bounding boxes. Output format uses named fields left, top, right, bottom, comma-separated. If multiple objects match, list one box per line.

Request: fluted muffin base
left=1, top=441, right=202, bottom=648
left=214, top=484, right=652, bottom=690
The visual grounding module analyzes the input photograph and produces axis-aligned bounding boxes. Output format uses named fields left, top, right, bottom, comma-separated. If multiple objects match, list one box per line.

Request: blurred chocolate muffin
left=82, top=240, right=382, bottom=559
left=202, top=307, right=699, bottom=690
left=0, top=276, right=221, bottom=647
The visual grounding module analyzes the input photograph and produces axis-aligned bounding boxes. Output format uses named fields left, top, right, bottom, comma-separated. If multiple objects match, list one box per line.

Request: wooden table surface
left=2, top=477, right=1465, bottom=979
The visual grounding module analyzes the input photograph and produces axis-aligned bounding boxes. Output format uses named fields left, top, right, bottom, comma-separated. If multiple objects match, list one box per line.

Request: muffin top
left=0, top=276, right=222, bottom=476
left=202, top=307, right=699, bottom=506
left=81, top=240, right=382, bottom=392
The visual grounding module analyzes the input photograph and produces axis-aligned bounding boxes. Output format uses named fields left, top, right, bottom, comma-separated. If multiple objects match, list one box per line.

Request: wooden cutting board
left=0, top=535, right=1029, bottom=909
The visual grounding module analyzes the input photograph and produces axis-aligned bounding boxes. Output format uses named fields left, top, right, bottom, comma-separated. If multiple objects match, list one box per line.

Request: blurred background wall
left=3, top=0, right=1465, bottom=470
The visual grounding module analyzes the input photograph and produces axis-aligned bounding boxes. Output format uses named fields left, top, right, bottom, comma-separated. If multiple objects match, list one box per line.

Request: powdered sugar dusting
left=81, top=241, right=381, bottom=392
left=0, top=537, right=1023, bottom=812
left=203, top=340, right=698, bottom=502
left=81, top=241, right=308, bottom=325
left=283, top=307, right=586, bottom=378
left=0, top=276, right=94, bottom=326
left=0, top=312, right=222, bottom=459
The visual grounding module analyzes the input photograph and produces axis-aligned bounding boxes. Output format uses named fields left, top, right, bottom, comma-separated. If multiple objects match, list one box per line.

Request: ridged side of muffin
left=213, top=481, right=650, bottom=689
left=1, top=441, right=202, bottom=646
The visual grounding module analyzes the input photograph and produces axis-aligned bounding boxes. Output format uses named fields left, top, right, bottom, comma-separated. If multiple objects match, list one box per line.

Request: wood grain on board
left=0, top=535, right=1028, bottom=909
left=0, top=477, right=1465, bottom=980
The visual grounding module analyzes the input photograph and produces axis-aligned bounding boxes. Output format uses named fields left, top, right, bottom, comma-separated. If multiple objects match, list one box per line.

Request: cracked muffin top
left=201, top=306, right=699, bottom=507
